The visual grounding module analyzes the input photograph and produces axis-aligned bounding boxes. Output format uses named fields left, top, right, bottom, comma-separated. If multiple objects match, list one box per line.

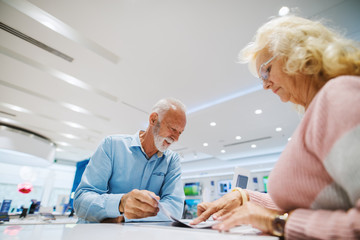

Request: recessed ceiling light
left=203, top=143, right=209, bottom=147
left=276, top=127, right=282, bottom=132
left=221, top=150, right=226, bottom=153
left=251, top=144, right=257, bottom=148
left=288, top=137, right=292, bottom=141
left=210, top=122, right=216, bottom=126
left=254, top=109, right=262, bottom=114
left=235, top=136, right=242, bottom=140
left=279, top=6, right=290, bottom=16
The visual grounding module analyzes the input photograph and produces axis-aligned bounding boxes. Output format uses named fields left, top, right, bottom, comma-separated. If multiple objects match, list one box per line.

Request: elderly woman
left=191, top=15, right=360, bottom=239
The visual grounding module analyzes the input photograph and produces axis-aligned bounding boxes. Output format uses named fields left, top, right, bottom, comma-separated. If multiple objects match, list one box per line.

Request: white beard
left=153, top=122, right=174, bottom=152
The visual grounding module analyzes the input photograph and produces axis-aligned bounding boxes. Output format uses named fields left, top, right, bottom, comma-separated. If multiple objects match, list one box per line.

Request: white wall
left=0, top=162, right=75, bottom=212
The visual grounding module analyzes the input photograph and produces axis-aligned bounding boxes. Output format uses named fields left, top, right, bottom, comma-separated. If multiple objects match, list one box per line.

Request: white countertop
left=0, top=221, right=278, bottom=240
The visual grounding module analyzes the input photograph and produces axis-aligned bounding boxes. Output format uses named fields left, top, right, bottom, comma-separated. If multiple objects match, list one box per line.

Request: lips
left=273, top=87, right=280, bottom=94
left=164, top=138, right=174, bottom=146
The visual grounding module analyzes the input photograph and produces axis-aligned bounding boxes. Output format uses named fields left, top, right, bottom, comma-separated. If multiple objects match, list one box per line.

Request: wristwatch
left=272, top=212, right=288, bottom=237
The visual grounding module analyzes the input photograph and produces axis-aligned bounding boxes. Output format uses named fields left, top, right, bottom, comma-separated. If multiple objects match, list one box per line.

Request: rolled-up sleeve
left=74, top=138, right=122, bottom=222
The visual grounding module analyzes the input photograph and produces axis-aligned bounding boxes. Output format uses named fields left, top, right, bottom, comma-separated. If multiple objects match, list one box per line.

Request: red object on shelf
left=17, top=183, right=33, bottom=194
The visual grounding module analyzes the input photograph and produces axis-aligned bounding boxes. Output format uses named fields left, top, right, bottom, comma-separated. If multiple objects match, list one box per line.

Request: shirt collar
left=131, top=131, right=164, bottom=158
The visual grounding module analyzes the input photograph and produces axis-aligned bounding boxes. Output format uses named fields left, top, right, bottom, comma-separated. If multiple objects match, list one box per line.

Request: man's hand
left=119, top=189, right=160, bottom=219
left=190, top=190, right=243, bottom=225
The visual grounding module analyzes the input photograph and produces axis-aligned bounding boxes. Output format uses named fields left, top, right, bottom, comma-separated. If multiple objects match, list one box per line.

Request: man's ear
left=149, top=113, right=158, bottom=126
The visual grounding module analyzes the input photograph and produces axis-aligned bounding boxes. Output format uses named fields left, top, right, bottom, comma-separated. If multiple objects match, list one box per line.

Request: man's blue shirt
left=74, top=131, right=185, bottom=222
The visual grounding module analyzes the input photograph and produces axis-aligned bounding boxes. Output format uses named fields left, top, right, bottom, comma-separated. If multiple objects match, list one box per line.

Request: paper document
left=149, top=194, right=217, bottom=229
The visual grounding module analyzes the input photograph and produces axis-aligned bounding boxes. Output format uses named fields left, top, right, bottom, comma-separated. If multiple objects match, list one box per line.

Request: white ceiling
left=1, top=0, right=359, bottom=175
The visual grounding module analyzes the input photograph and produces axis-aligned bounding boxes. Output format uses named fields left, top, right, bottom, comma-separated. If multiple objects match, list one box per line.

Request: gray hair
left=151, top=98, right=186, bottom=122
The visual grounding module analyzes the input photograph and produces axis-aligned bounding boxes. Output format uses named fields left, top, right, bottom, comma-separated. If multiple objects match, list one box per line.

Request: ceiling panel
left=1, top=0, right=359, bottom=174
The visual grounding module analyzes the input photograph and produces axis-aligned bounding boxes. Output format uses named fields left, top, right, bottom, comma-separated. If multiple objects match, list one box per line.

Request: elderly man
left=74, top=98, right=187, bottom=223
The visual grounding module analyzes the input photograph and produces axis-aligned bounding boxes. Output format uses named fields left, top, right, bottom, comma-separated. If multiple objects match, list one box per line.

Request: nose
left=172, top=132, right=180, bottom=142
left=263, top=80, right=271, bottom=90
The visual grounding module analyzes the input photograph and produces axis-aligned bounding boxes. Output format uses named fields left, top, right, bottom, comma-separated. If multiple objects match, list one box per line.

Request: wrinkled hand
left=190, top=190, right=242, bottom=225
left=120, top=189, right=160, bottom=219
left=212, top=202, right=280, bottom=234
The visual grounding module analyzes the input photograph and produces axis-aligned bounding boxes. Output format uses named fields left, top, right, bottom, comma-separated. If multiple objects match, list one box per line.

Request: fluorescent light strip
left=0, top=103, right=101, bottom=134
left=251, top=167, right=273, bottom=173
left=0, top=117, right=83, bottom=148
left=0, top=46, right=117, bottom=102
left=187, top=85, right=263, bottom=114
left=180, top=156, right=214, bottom=163
left=0, top=79, right=109, bottom=121
left=1, top=102, right=101, bottom=134
left=0, top=116, right=20, bottom=125
left=181, top=171, right=234, bottom=180
left=2, top=0, right=119, bottom=64
left=181, top=167, right=274, bottom=179
left=1, top=103, right=31, bottom=113
left=182, top=159, right=278, bottom=174
left=222, top=149, right=284, bottom=161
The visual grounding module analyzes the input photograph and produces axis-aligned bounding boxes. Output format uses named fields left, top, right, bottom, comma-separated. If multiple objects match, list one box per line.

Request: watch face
left=272, top=215, right=286, bottom=237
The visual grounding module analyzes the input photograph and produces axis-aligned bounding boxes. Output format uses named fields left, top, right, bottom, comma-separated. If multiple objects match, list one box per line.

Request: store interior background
left=1, top=0, right=359, bottom=218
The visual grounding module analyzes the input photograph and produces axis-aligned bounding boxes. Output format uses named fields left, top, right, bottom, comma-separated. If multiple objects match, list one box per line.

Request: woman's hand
left=190, top=190, right=243, bottom=225
left=212, top=202, right=280, bottom=234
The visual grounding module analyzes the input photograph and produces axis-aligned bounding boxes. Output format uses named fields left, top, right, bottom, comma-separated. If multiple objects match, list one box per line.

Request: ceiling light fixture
left=63, top=121, right=86, bottom=129
left=203, top=143, right=209, bottom=147
left=221, top=150, right=226, bottom=153
left=186, top=85, right=263, bottom=114
left=255, top=109, right=262, bottom=114
left=279, top=6, right=290, bottom=16
left=235, top=136, right=242, bottom=140
left=288, top=137, right=292, bottom=141
left=1, top=103, right=31, bottom=113
left=60, top=133, right=79, bottom=139
left=276, top=127, right=282, bottom=132
left=0, top=117, right=20, bottom=125
left=251, top=144, right=257, bottom=148
left=210, top=122, right=216, bottom=126
left=2, top=0, right=119, bottom=63
left=56, top=141, right=70, bottom=147
left=60, top=103, right=90, bottom=115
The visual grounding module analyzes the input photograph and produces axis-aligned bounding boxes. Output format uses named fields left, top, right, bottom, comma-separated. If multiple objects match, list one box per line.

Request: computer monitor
left=263, top=176, right=269, bottom=193
left=0, top=200, right=12, bottom=213
left=218, top=180, right=232, bottom=195
left=235, top=175, right=248, bottom=189
left=232, top=167, right=250, bottom=190
left=184, top=182, right=200, bottom=196
left=183, top=199, right=201, bottom=218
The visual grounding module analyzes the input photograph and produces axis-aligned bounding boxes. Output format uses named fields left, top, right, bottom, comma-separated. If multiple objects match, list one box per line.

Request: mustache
left=165, top=137, right=174, bottom=144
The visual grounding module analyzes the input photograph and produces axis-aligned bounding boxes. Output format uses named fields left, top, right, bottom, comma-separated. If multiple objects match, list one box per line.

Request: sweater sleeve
left=285, top=76, right=360, bottom=239
left=285, top=199, right=360, bottom=239
left=247, top=190, right=282, bottom=211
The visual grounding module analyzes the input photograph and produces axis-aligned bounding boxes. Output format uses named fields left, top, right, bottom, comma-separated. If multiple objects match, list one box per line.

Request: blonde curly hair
left=240, top=15, right=360, bottom=81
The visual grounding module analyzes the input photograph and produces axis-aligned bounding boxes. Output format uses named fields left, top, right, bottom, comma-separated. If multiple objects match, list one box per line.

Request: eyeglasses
left=258, top=55, right=276, bottom=83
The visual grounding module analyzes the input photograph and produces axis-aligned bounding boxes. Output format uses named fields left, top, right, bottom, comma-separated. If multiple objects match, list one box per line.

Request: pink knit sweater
left=248, top=75, right=360, bottom=239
